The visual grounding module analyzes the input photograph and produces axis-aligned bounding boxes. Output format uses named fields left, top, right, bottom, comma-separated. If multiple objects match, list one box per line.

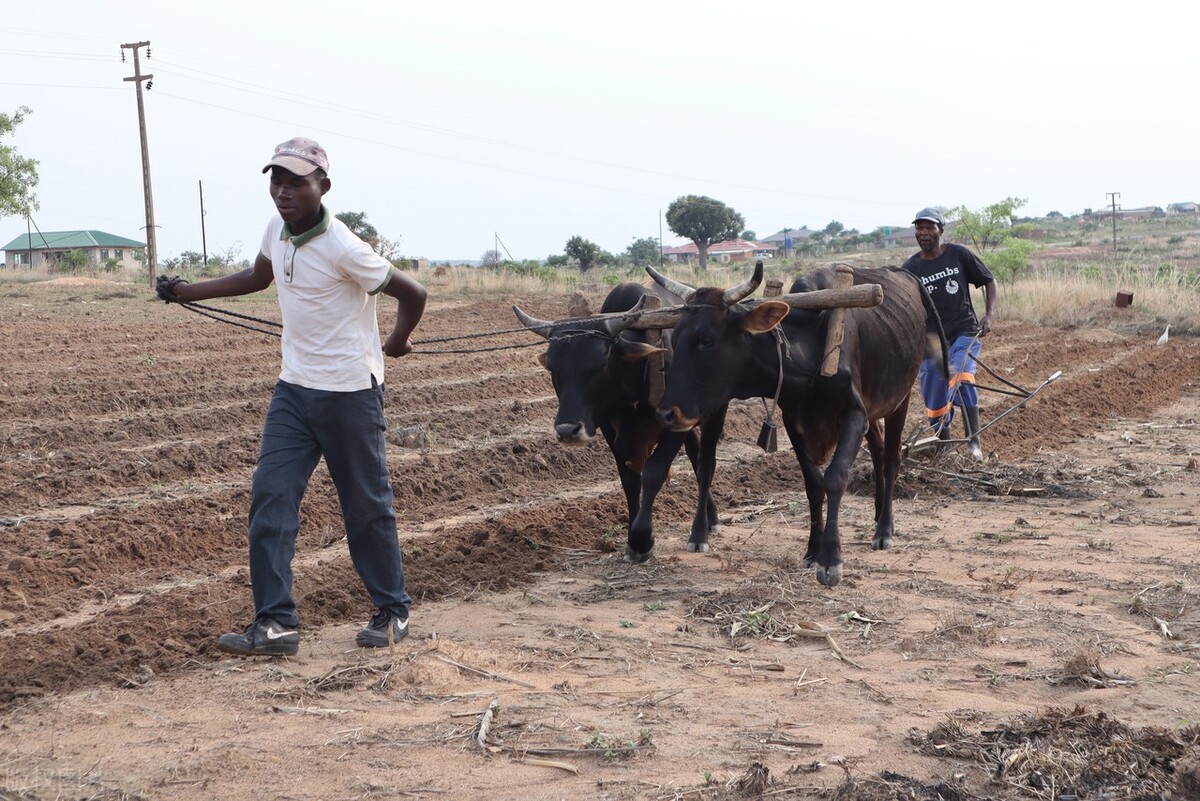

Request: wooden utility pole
left=1106, top=191, right=1120, bottom=252
left=198, top=180, right=208, bottom=267
left=121, top=40, right=157, bottom=286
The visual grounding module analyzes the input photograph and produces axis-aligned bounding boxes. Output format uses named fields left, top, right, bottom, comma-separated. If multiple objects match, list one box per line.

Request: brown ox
left=647, top=261, right=942, bottom=586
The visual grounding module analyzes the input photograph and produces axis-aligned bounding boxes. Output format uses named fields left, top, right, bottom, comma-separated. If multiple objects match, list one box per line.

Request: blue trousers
left=919, top=335, right=981, bottom=429
left=248, top=379, right=410, bottom=629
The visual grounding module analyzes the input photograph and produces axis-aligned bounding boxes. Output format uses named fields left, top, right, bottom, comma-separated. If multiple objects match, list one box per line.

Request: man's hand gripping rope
left=155, top=274, right=189, bottom=303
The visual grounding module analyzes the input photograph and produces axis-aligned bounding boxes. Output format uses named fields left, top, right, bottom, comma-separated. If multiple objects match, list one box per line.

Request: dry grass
left=1003, top=271, right=1198, bottom=334
left=6, top=248, right=1197, bottom=336
left=912, top=705, right=1200, bottom=799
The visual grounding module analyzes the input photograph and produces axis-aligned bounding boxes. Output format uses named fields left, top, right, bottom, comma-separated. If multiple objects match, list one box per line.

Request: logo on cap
left=263, top=137, right=329, bottom=176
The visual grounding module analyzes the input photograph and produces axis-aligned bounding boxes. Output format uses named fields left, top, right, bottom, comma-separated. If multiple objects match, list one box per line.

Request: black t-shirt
left=902, top=243, right=994, bottom=341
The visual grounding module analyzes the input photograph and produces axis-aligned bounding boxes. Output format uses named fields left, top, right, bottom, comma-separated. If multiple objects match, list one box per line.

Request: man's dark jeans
left=247, top=379, right=409, bottom=629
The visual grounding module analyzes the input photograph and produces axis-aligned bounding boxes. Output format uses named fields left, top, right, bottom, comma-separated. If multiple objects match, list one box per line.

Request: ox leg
left=782, top=411, right=825, bottom=568
left=814, top=408, right=868, bottom=587
left=870, top=403, right=908, bottom=552
left=686, top=405, right=727, bottom=552
left=628, top=430, right=690, bottom=562
left=864, top=419, right=885, bottom=525
left=683, top=424, right=721, bottom=544
left=601, top=425, right=646, bottom=563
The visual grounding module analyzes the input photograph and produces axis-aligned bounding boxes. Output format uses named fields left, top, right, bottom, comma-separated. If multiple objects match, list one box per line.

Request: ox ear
left=616, top=340, right=667, bottom=361
left=743, top=300, right=790, bottom=334
left=536, top=351, right=549, bottom=369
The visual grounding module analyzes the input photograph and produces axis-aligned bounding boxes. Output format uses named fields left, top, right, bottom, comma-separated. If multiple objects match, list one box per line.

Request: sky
left=2, top=0, right=1197, bottom=263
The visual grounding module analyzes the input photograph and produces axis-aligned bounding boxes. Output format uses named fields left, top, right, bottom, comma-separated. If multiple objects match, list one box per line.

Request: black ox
left=646, top=261, right=942, bottom=586
left=514, top=283, right=719, bottom=562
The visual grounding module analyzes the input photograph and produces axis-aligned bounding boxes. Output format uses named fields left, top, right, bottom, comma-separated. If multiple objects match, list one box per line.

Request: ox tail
left=897, top=268, right=949, bottom=380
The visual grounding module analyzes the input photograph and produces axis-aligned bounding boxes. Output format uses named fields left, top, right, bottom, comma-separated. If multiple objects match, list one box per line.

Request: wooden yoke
left=641, top=294, right=666, bottom=406
left=625, top=282, right=882, bottom=331
left=820, top=265, right=854, bottom=377
left=763, top=277, right=784, bottom=298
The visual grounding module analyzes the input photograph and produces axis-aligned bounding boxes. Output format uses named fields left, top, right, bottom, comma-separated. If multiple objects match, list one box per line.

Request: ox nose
left=658, top=405, right=698, bottom=432
left=555, top=422, right=589, bottom=442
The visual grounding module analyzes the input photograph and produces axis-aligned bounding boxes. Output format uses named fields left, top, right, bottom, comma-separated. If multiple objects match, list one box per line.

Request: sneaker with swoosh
left=217, top=618, right=299, bottom=656
left=356, top=610, right=409, bottom=647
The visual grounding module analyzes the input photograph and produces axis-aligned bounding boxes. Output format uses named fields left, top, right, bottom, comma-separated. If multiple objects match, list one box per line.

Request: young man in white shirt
left=160, top=137, right=427, bottom=655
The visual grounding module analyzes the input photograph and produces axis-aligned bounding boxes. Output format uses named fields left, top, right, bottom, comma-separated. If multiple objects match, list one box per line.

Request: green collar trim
left=280, top=205, right=331, bottom=247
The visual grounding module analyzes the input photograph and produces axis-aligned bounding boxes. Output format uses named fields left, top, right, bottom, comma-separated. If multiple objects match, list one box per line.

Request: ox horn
left=512, top=304, right=553, bottom=339
left=645, top=265, right=696, bottom=302
left=602, top=295, right=646, bottom=337
left=722, top=260, right=764, bottom=306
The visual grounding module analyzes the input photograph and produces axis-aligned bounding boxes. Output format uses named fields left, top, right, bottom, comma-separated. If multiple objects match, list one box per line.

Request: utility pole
left=1106, top=191, right=1120, bottom=252
left=198, top=180, right=208, bottom=267
left=658, top=209, right=663, bottom=266
left=121, top=40, right=157, bottom=286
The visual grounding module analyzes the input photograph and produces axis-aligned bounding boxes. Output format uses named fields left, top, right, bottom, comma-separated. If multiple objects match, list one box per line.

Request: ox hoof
left=624, top=546, right=654, bottom=564
left=686, top=541, right=710, bottom=553
left=708, top=524, right=721, bottom=535
left=815, top=563, right=842, bottom=587
left=872, top=535, right=894, bottom=551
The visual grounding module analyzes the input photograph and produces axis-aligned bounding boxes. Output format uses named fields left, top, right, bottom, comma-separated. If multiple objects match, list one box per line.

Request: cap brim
left=262, top=156, right=321, bottom=176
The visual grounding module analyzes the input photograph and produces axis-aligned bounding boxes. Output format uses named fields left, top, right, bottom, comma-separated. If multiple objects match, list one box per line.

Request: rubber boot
left=964, top=406, right=984, bottom=461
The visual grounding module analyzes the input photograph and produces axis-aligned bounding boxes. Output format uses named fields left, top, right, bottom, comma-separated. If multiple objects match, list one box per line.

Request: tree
left=740, top=229, right=757, bottom=241
left=0, top=106, right=40, bottom=219
left=823, top=220, right=845, bottom=238
left=335, top=211, right=380, bottom=250
left=952, top=197, right=1035, bottom=282
left=479, top=249, right=501, bottom=269
left=564, top=235, right=602, bottom=272
left=624, top=236, right=660, bottom=267
left=951, top=197, right=1028, bottom=252
left=665, top=195, right=744, bottom=270
left=377, top=236, right=404, bottom=263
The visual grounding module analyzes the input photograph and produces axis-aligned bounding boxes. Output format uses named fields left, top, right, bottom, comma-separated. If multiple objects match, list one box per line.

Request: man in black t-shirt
left=902, top=207, right=997, bottom=460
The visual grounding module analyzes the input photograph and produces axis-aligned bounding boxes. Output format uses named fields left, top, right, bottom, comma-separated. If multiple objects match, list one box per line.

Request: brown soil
left=2, top=281, right=1199, bottom=800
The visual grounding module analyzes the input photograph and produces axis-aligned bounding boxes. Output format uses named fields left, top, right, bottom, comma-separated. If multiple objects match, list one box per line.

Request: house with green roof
left=2, top=230, right=145, bottom=272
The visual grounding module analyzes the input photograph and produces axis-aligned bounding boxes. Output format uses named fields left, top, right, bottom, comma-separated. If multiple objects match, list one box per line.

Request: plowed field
left=2, top=277, right=1199, bottom=800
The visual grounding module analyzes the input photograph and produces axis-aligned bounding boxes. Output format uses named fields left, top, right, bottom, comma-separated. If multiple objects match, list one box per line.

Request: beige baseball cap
left=262, top=137, right=329, bottom=176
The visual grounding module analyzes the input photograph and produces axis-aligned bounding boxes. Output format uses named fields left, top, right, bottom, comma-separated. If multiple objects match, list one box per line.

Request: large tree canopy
left=0, top=106, right=40, bottom=219
left=665, top=195, right=744, bottom=270
left=624, top=236, right=660, bottom=267
left=564, top=235, right=602, bottom=271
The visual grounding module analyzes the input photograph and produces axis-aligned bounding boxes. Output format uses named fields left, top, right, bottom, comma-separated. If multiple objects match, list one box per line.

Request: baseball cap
left=262, top=137, right=329, bottom=176
left=912, top=207, right=945, bottom=227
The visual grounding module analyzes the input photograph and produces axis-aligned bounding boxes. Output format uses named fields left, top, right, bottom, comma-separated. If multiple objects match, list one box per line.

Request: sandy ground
left=1, top=279, right=1199, bottom=800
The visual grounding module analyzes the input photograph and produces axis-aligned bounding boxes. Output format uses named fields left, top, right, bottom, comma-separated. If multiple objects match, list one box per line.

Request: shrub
left=987, top=239, right=1036, bottom=282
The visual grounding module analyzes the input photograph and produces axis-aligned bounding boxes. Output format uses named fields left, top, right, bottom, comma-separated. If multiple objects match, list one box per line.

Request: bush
left=987, top=239, right=1036, bottom=282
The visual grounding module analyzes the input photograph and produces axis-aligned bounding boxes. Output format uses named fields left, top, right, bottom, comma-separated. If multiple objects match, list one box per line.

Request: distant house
left=1088, top=206, right=1165, bottom=221
left=879, top=225, right=917, bottom=249
left=662, top=238, right=775, bottom=264
left=1167, top=202, right=1199, bottom=215
left=1, top=230, right=145, bottom=272
left=759, top=227, right=816, bottom=247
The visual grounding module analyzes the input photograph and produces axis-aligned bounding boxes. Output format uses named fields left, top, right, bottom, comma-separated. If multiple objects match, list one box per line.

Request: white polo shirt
left=260, top=207, right=394, bottom=392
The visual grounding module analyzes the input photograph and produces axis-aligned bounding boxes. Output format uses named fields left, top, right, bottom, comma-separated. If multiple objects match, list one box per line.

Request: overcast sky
left=2, top=1, right=1196, bottom=263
